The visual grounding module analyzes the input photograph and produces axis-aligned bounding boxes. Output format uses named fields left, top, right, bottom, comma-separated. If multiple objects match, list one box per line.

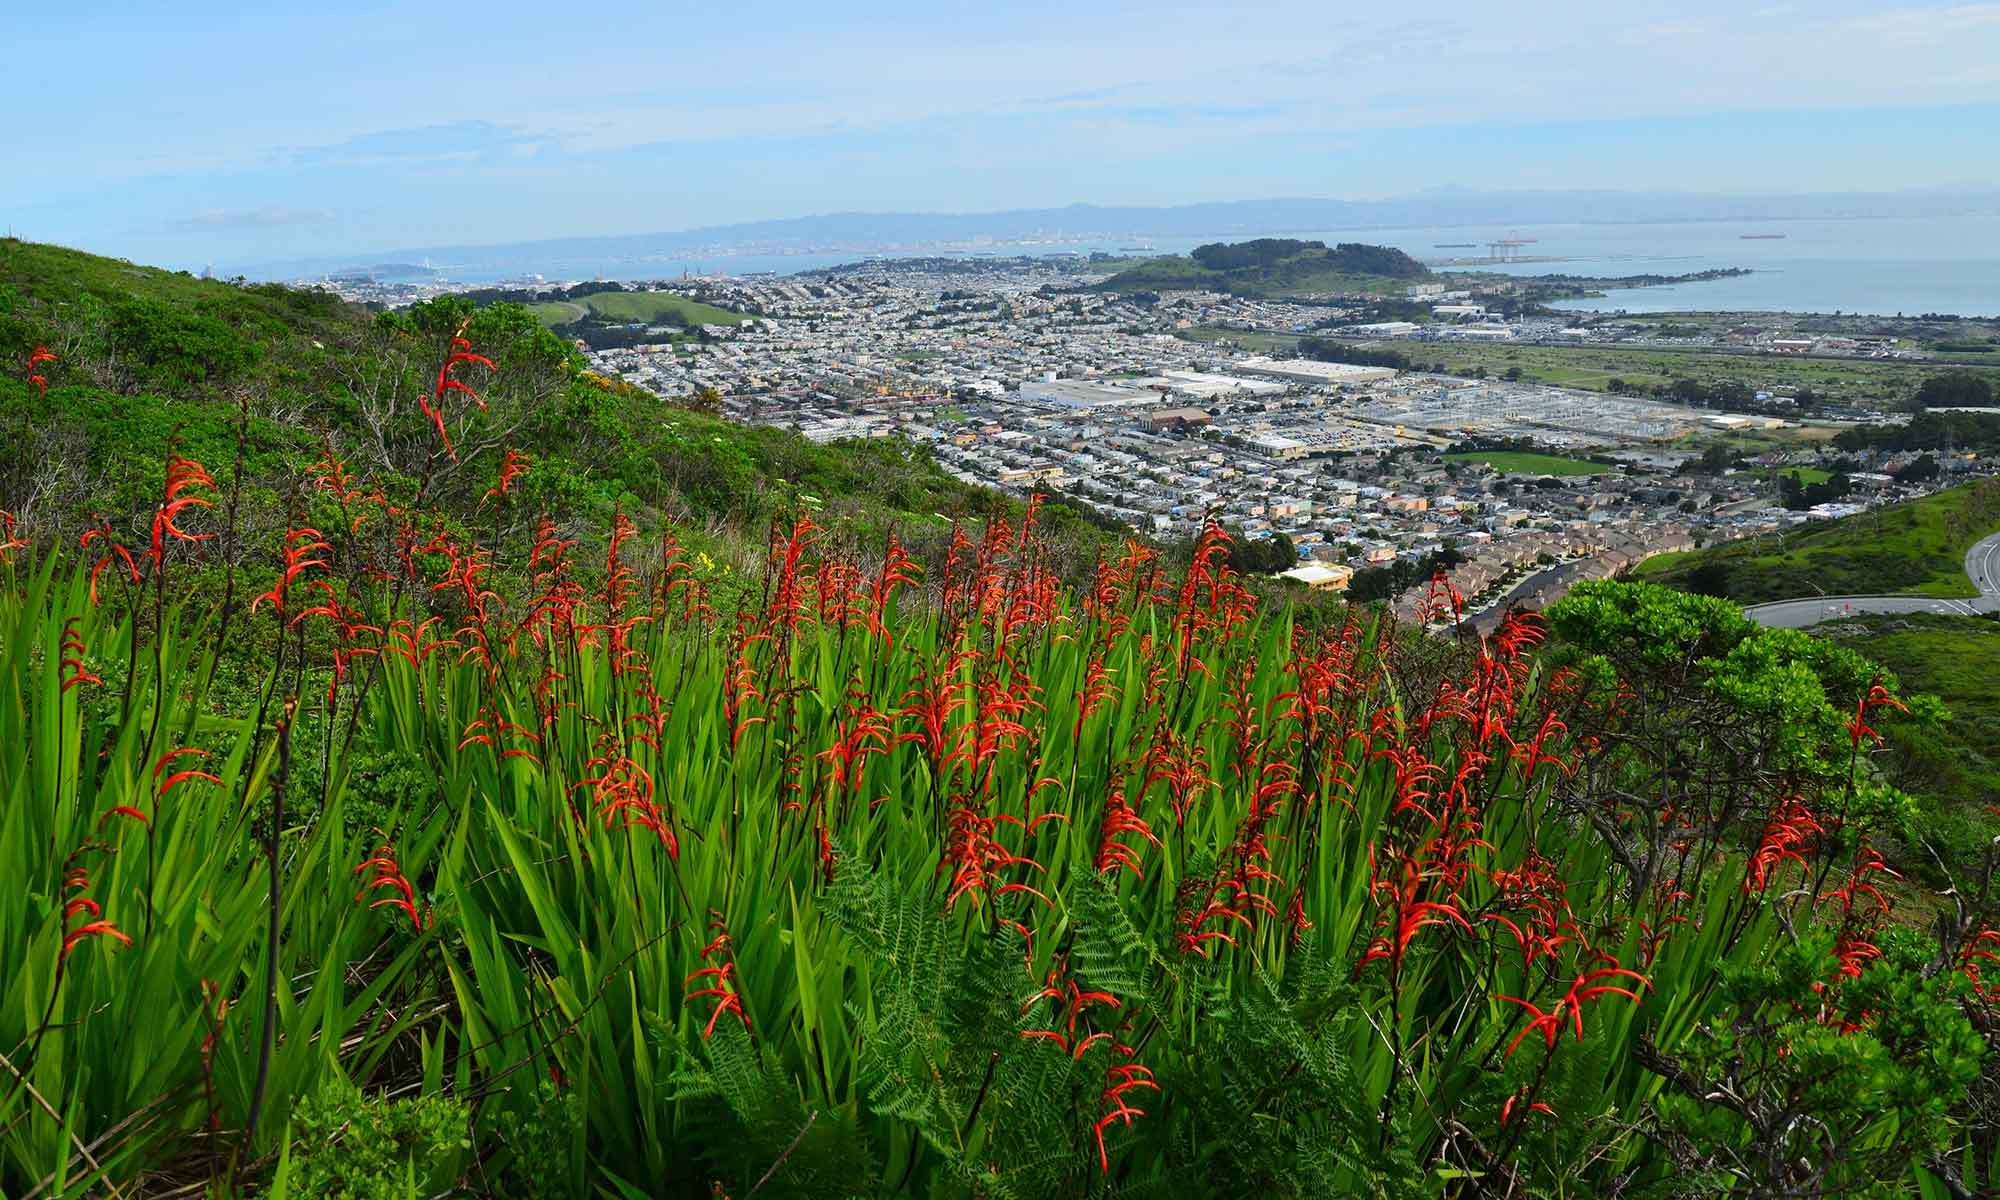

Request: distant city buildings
left=313, top=255, right=1974, bottom=620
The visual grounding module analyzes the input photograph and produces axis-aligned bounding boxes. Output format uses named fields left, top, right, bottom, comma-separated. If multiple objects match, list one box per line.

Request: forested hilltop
left=1, top=239, right=1999, bottom=1198
left=1093, top=238, right=1430, bottom=297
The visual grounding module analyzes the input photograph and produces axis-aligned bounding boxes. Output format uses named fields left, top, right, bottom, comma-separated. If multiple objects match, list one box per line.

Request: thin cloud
left=165, top=205, right=337, bottom=232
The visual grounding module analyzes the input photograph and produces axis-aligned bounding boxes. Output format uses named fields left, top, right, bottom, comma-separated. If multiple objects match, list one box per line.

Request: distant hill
left=235, top=186, right=2000, bottom=281
left=526, top=289, right=750, bottom=331
left=1092, top=239, right=1428, bottom=298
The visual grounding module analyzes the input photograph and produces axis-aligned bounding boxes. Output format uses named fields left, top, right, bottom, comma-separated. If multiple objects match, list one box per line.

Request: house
left=1279, top=563, right=1353, bottom=591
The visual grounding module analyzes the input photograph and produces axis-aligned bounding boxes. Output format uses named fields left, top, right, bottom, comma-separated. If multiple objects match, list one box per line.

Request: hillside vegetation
left=1636, top=477, right=2000, bottom=601
left=1444, top=450, right=1609, bottom=476
left=0, top=239, right=1087, bottom=601
left=1830, top=613, right=2000, bottom=832
left=1095, top=239, right=1429, bottom=298
left=2, top=480, right=1997, bottom=1196
left=528, top=290, right=750, bottom=330
left=6, top=240, right=2000, bottom=1199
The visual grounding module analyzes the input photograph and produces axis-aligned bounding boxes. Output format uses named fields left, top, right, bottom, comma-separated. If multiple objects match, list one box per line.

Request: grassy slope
left=570, top=290, right=749, bottom=326
left=0, top=239, right=1000, bottom=565
left=527, top=299, right=589, bottom=324
left=527, top=291, right=750, bottom=329
left=1444, top=450, right=1608, bottom=476
left=1634, top=478, right=2000, bottom=601
left=1836, top=614, right=2000, bottom=810
left=1819, top=613, right=2000, bottom=888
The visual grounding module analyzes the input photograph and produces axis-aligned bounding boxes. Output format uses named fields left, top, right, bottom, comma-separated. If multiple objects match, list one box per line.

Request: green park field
left=529, top=291, right=750, bottom=328
left=1445, top=450, right=1609, bottom=476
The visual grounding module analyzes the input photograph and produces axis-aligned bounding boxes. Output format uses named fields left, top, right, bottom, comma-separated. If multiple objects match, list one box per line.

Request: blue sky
left=5, top=0, right=1998, bottom=270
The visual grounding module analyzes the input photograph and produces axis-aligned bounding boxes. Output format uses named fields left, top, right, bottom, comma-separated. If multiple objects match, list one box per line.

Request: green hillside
left=531, top=289, right=751, bottom=329
left=1837, top=614, right=2000, bottom=815
left=0, top=239, right=1015, bottom=584
left=1634, top=478, right=2000, bottom=601
left=1094, top=238, right=1428, bottom=298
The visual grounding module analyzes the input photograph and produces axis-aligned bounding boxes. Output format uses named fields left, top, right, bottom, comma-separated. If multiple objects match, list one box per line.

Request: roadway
left=1742, top=530, right=2000, bottom=629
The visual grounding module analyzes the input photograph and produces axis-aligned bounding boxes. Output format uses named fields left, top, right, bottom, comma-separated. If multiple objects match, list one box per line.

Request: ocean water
left=468, top=214, right=2000, bottom=318
left=1403, top=215, right=2000, bottom=318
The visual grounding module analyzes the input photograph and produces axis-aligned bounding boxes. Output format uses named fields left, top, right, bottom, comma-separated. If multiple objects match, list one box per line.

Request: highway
left=1742, top=529, right=2000, bottom=629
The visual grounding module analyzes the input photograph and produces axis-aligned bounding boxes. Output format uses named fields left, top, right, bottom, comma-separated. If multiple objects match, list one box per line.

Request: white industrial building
left=1017, top=379, right=1156, bottom=409
left=1248, top=434, right=1308, bottom=460
left=1234, top=357, right=1399, bottom=386
left=1159, top=370, right=1287, bottom=399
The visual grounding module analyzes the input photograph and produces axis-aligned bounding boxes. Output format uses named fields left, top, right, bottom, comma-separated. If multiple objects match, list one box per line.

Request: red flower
left=79, top=522, right=140, bottom=604
left=250, top=527, right=331, bottom=615
left=1094, top=771, right=1161, bottom=881
left=1494, top=967, right=1649, bottom=1058
left=59, top=866, right=132, bottom=959
left=1499, top=1089, right=1556, bottom=1126
left=352, top=836, right=428, bottom=931
left=27, top=345, right=55, bottom=397
left=1092, top=1060, right=1158, bottom=1174
left=147, top=455, right=216, bottom=569
left=479, top=446, right=531, bottom=509
left=58, top=616, right=102, bottom=693
left=421, top=334, right=495, bottom=459
left=1493, top=995, right=1565, bottom=1058
left=687, top=911, right=751, bottom=1037
left=1847, top=682, right=1908, bottom=751
left=1745, top=799, right=1823, bottom=894
left=1020, top=967, right=1122, bottom=1057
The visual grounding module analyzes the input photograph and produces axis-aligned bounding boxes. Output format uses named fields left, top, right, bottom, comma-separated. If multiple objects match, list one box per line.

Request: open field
left=1633, top=478, right=2000, bottom=601
left=1405, top=341, right=2000, bottom=407
left=526, top=299, right=589, bottom=324
left=1177, top=327, right=2000, bottom=408
left=1445, top=450, right=1608, bottom=475
left=1783, top=466, right=1833, bottom=485
left=529, top=291, right=750, bottom=328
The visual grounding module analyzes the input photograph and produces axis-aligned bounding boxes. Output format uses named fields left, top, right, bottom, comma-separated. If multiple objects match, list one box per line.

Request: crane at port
left=1485, top=235, right=1538, bottom=261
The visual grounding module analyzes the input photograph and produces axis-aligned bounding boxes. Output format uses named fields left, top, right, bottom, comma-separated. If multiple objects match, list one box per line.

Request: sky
left=5, top=0, right=1999, bottom=271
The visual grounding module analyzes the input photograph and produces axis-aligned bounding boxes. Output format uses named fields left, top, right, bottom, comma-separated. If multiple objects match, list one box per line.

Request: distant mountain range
left=246, top=186, right=2000, bottom=282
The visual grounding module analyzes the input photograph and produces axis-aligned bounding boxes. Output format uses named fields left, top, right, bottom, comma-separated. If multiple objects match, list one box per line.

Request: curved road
left=1743, top=530, right=2000, bottom=629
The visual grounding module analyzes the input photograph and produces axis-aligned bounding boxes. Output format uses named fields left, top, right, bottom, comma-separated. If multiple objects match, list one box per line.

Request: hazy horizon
left=8, top=1, right=2000, bottom=270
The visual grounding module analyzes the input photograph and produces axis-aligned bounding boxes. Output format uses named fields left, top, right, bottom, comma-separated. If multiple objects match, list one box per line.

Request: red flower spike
left=422, top=333, right=496, bottom=460
left=688, top=911, right=751, bottom=1037
left=250, top=527, right=331, bottom=616
left=58, top=616, right=103, bottom=693
left=58, top=866, right=131, bottom=960
left=26, top=345, right=56, bottom=396
left=351, top=836, right=428, bottom=931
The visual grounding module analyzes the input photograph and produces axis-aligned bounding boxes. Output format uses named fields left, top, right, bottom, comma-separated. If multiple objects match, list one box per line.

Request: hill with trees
left=1094, top=239, right=1429, bottom=298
